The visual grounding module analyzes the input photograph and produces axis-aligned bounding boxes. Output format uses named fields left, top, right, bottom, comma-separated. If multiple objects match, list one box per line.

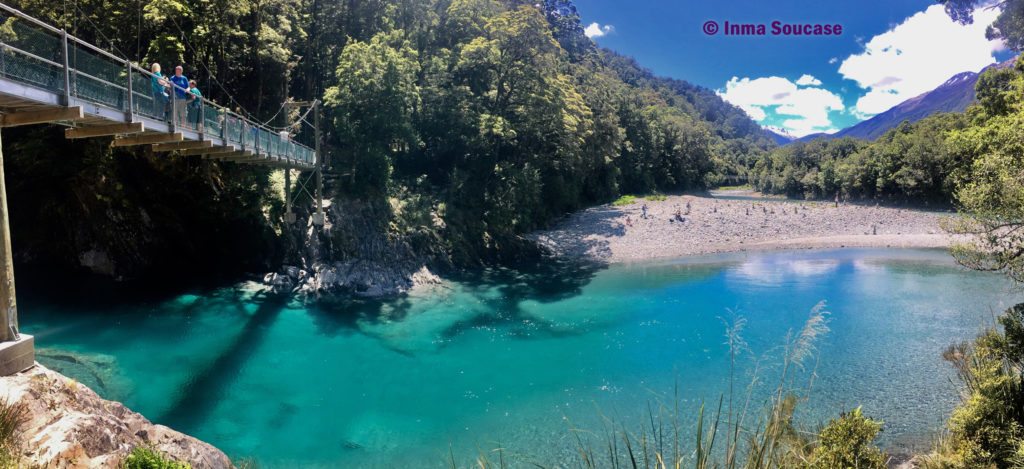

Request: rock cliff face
left=0, top=364, right=231, bottom=468
left=7, top=126, right=447, bottom=298
left=275, top=196, right=446, bottom=297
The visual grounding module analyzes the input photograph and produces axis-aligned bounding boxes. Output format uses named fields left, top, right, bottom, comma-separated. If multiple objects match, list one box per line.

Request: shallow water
left=21, top=248, right=1022, bottom=467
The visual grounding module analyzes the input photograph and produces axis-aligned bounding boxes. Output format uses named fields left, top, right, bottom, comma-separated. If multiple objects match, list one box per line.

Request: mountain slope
left=834, top=71, right=980, bottom=140
left=803, top=58, right=1015, bottom=143
left=763, top=127, right=795, bottom=145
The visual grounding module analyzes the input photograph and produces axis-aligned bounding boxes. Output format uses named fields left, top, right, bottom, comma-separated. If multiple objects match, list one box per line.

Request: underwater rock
left=0, top=364, right=231, bottom=468
left=35, top=348, right=130, bottom=398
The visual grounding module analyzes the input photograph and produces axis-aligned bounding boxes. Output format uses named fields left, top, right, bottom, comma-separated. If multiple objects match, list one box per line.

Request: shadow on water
left=15, top=264, right=250, bottom=317
left=159, top=290, right=289, bottom=429
left=306, top=256, right=608, bottom=344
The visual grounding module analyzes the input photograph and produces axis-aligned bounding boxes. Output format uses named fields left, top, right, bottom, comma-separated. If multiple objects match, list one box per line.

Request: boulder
left=0, top=364, right=232, bottom=468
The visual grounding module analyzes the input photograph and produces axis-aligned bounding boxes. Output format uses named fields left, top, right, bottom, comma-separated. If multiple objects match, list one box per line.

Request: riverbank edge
left=596, top=233, right=959, bottom=265
left=530, top=193, right=958, bottom=264
left=0, top=363, right=231, bottom=468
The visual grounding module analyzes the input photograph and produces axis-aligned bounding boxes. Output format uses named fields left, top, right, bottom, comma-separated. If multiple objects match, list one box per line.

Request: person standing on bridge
left=187, top=80, right=203, bottom=131
left=169, top=66, right=190, bottom=128
left=150, top=63, right=169, bottom=118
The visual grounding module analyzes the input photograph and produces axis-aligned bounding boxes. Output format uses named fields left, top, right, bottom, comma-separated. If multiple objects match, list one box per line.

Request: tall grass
left=448, top=301, right=881, bottom=469
left=0, top=398, right=28, bottom=469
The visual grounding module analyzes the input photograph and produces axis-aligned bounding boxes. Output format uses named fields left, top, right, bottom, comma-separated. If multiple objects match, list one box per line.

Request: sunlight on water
left=21, top=248, right=1023, bottom=467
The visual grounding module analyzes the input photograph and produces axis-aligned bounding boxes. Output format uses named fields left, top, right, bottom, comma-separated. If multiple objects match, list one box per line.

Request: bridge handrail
left=0, top=1, right=316, bottom=167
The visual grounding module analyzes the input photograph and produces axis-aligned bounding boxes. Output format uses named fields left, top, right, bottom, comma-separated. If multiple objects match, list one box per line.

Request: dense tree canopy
left=749, top=113, right=968, bottom=204
left=947, top=57, right=1024, bottom=283
left=4, top=0, right=771, bottom=262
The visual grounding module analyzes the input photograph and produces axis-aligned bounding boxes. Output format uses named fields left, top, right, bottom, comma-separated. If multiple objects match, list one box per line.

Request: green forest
left=11, top=0, right=1020, bottom=274
left=3, top=0, right=775, bottom=278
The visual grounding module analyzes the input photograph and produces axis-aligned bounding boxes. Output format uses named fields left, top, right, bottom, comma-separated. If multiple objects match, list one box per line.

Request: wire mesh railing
left=0, top=2, right=315, bottom=168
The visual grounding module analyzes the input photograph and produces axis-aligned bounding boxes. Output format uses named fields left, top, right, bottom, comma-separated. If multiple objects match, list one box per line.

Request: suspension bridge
left=0, top=2, right=331, bottom=374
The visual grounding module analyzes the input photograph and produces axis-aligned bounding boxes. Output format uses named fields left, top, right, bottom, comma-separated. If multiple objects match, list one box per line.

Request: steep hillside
left=798, top=58, right=1016, bottom=143
left=834, top=70, right=980, bottom=140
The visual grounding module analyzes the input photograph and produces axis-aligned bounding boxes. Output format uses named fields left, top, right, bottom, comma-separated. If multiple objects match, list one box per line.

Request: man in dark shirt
left=169, top=66, right=190, bottom=128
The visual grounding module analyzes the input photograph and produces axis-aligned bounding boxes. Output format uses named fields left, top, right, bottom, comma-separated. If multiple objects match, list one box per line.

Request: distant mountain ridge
left=764, top=127, right=797, bottom=145
left=829, top=69, right=983, bottom=140
left=769, top=58, right=1015, bottom=145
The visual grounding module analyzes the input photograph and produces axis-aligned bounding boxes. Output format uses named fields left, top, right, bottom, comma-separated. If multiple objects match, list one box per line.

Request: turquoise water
left=21, top=248, right=1022, bottom=467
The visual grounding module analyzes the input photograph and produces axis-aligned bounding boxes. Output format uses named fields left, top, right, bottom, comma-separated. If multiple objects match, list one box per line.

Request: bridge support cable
left=313, top=99, right=324, bottom=226
left=284, top=99, right=325, bottom=227
left=284, top=169, right=296, bottom=224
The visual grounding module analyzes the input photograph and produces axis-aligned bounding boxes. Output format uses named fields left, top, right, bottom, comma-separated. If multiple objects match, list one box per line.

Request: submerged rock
left=0, top=364, right=231, bottom=468
left=35, top=348, right=131, bottom=399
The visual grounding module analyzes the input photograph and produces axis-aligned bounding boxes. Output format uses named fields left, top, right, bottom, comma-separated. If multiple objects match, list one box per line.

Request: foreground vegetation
left=0, top=398, right=28, bottom=469
left=921, top=306, right=1024, bottom=468
left=122, top=447, right=192, bottom=469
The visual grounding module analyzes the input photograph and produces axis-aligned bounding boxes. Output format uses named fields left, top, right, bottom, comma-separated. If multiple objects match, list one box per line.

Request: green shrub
left=715, top=184, right=753, bottom=191
left=931, top=303, right=1024, bottom=468
left=611, top=194, right=637, bottom=206
left=645, top=193, right=668, bottom=201
left=121, top=447, right=191, bottom=469
left=810, top=407, right=887, bottom=469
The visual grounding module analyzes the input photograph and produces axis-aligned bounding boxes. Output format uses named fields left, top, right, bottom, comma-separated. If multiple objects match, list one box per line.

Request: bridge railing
left=0, top=2, right=316, bottom=168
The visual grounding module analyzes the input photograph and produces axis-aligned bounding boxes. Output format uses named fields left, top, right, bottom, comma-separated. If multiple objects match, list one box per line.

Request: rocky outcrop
left=0, top=363, right=232, bottom=468
left=277, top=196, right=447, bottom=297
left=303, top=262, right=440, bottom=297
left=263, top=262, right=440, bottom=297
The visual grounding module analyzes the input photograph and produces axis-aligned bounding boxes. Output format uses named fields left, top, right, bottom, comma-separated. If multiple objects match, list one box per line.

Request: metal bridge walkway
left=0, top=2, right=318, bottom=170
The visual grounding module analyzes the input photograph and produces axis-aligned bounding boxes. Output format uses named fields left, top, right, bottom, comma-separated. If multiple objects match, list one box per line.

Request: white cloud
left=584, top=22, right=614, bottom=38
left=828, top=57, right=839, bottom=65
left=796, top=74, right=823, bottom=86
left=839, top=4, right=1004, bottom=116
left=718, top=76, right=843, bottom=137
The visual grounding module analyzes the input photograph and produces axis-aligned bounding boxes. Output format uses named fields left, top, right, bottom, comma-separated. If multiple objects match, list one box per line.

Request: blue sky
left=576, top=0, right=1015, bottom=136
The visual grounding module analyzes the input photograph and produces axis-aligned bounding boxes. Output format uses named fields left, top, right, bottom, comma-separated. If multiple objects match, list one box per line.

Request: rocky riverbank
left=0, top=363, right=231, bottom=468
left=532, top=192, right=959, bottom=263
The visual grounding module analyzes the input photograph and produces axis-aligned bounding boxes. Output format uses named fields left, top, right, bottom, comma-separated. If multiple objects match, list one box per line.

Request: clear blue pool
left=21, top=248, right=1022, bottom=467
